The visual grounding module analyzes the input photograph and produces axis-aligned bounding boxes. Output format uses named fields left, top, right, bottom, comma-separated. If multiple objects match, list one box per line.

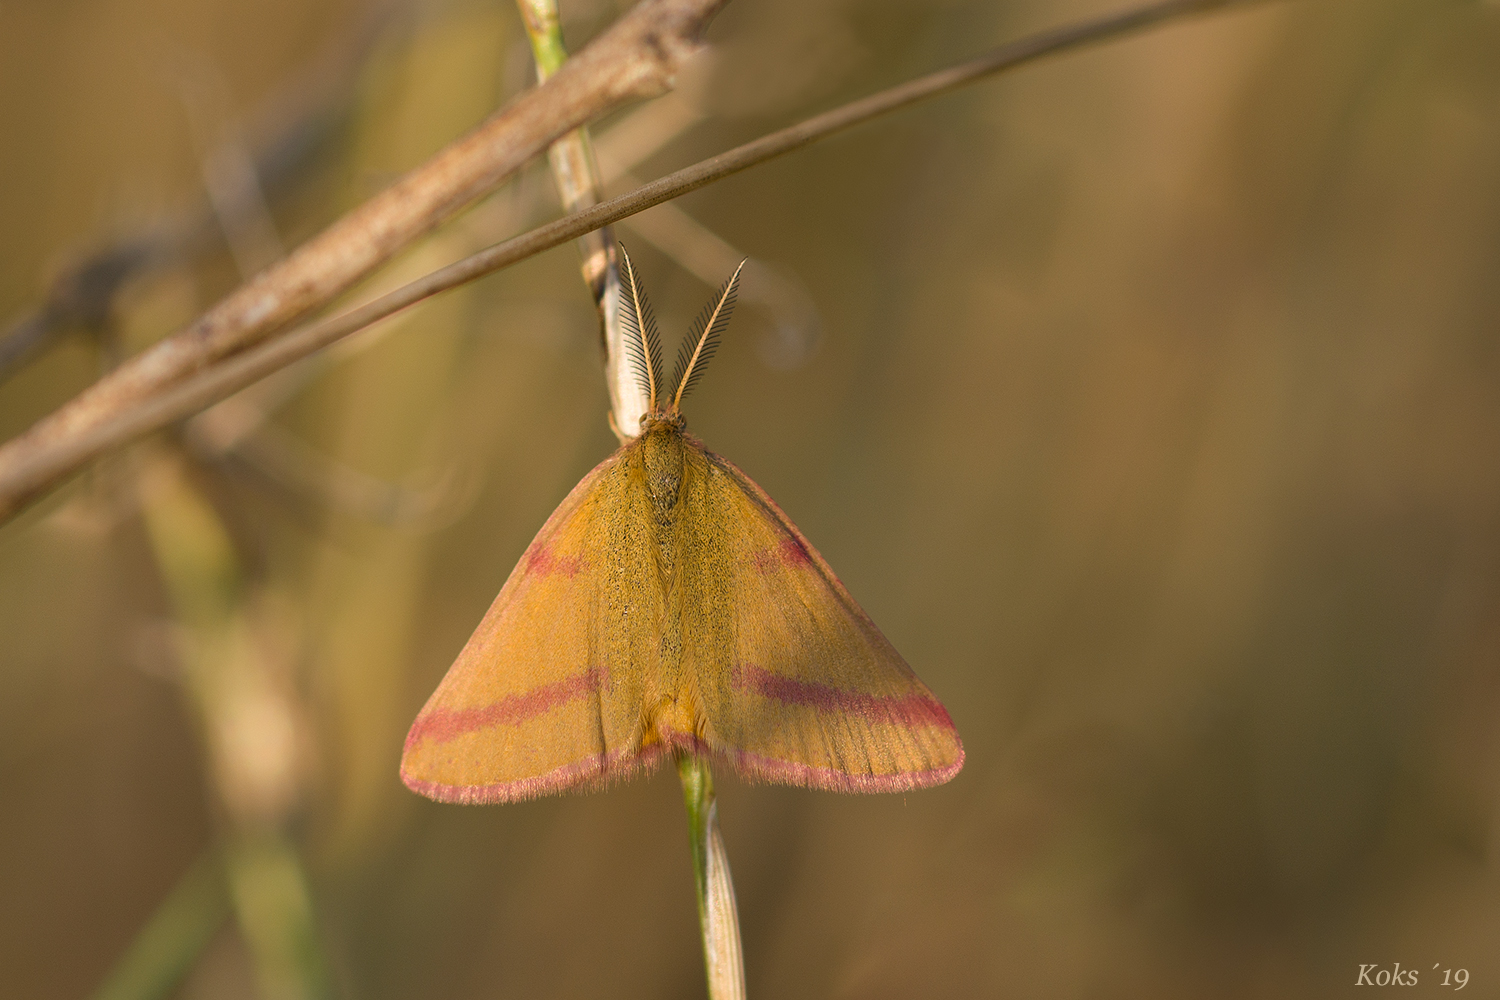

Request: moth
left=402, top=249, right=962, bottom=802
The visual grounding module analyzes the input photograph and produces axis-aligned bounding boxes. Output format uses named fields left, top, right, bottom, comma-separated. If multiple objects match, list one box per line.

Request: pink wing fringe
left=401, top=729, right=964, bottom=804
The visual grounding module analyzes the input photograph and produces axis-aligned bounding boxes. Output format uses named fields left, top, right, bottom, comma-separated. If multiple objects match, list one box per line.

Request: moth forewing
left=401, top=254, right=962, bottom=802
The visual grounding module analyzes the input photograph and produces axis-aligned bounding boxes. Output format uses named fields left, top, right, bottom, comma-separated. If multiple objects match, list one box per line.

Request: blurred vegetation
left=2, top=0, right=1498, bottom=998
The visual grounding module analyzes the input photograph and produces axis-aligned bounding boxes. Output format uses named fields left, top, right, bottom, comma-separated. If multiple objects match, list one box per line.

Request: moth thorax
left=642, top=421, right=685, bottom=517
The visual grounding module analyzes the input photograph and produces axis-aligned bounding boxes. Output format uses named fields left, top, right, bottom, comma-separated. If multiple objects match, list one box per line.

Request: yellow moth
left=402, top=250, right=962, bottom=802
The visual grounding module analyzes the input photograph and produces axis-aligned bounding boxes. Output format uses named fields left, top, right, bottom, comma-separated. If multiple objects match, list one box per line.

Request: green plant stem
left=224, top=832, right=334, bottom=1000
left=90, top=848, right=231, bottom=1000
left=677, top=754, right=746, bottom=1000
left=515, top=0, right=568, bottom=78
left=137, top=453, right=332, bottom=1000
left=516, top=0, right=632, bottom=429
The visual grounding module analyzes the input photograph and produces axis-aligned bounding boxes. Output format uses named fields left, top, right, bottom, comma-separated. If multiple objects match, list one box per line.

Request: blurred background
left=2, top=0, right=1497, bottom=997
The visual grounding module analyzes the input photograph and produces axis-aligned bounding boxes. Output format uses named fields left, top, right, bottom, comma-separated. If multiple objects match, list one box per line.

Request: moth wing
left=401, top=446, right=659, bottom=803
left=685, top=449, right=963, bottom=791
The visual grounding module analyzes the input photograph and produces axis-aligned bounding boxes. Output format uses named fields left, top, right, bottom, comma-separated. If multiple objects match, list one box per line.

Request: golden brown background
left=2, top=0, right=1497, bottom=997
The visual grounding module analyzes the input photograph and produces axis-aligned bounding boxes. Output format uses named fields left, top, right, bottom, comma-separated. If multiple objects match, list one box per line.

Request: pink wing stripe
left=779, top=537, right=811, bottom=565
left=406, top=667, right=602, bottom=749
left=751, top=537, right=813, bottom=574
left=525, top=545, right=586, bottom=577
left=733, top=663, right=956, bottom=731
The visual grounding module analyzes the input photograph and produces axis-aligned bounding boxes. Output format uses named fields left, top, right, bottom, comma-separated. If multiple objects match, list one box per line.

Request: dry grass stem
left=0, top=0, right=729, bottom=517
left=517, top=0, right=638, bottom=434
left=0, top=0, right=1262, bottom=524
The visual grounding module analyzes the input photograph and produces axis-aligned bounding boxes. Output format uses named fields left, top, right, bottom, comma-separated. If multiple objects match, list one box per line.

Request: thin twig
left=0, top=0, right=729, bottom=513
left=612, top=178, right=822, bottom=369
left=0, top=0, right=1266, bottom=522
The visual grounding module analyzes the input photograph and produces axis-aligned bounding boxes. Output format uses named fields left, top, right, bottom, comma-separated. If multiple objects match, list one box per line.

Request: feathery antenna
left=669, top=259, right=746, bottom=414
left=617, top=244, right=662, bottom=413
